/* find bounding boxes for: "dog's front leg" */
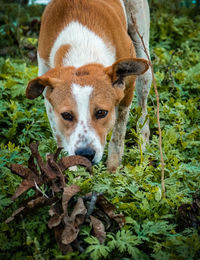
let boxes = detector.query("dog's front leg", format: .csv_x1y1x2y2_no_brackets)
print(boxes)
107,104,131,172
107,79,135,172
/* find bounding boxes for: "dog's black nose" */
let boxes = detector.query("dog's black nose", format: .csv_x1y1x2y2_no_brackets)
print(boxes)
75,147,96,162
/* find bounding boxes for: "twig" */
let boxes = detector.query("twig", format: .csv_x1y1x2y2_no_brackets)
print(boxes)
34,179,49,199
131,13,166,198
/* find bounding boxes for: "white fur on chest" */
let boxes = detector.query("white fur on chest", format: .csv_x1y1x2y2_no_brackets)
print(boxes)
49,21,116,68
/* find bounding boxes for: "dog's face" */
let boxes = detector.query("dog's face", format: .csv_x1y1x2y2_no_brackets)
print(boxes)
26,59,148,163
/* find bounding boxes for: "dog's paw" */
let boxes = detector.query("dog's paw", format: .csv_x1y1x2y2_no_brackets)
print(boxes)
107,155,120,173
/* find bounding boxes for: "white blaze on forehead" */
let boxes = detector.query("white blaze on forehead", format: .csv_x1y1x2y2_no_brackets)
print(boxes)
72,84,93,122
67,83,103,163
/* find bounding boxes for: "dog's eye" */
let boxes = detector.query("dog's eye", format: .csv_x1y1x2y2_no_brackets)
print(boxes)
61,112,73,121
95,109,108,119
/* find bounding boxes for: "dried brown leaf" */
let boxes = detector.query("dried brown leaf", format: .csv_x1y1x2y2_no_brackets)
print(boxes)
6,195,57,223
49,202,61,216
29,142,45,170
62,185,80,217
53,226,73,254
10,164,33,178
10,165,42,201
70,198,87,226
97,195,115,216
28,154,39,175
26,196,48,209
62,198,87,245
61,224,79,245
48,202,63,228
53,147,63,161
97,195,125,227
58,155,92,173
90,216,106,244
7,142,97,254
47,158,65,189
5,206,25,223
30,143,57,181
94,208,112,229
11,179,35,201
48,214,63,229
40,162,58,182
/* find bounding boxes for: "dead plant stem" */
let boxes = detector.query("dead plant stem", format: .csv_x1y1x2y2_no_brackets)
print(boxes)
131,13,166,198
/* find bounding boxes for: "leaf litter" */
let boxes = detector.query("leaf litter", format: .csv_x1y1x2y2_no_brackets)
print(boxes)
6,142,125,254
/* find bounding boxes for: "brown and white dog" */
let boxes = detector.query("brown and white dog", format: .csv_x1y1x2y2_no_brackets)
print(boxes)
26,0,152,171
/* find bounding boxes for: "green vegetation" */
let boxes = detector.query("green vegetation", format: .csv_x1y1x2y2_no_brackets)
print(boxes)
0,0,200,259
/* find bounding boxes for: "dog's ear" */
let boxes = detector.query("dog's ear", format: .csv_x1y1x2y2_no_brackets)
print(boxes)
26,77,50,99
105,58,149,87
26,70,63,99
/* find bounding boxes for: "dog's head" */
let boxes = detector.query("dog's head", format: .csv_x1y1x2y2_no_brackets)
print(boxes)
26,58,148,163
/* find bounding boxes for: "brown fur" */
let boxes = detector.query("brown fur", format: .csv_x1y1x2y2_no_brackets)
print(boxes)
54,44,70,67
26,0,150,170
38,0,134,63
28,64,126,143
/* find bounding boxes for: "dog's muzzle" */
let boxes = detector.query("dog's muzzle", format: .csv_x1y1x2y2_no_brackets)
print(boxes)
75,146,96,162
